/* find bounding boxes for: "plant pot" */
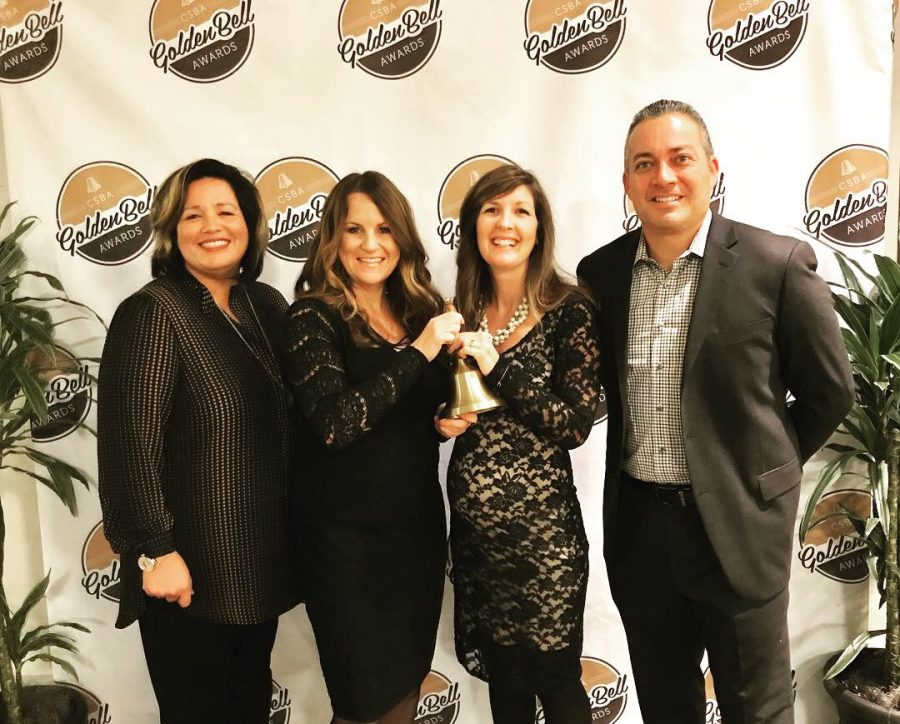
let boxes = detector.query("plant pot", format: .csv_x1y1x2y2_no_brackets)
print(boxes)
823,651,900,723
0,684,88,724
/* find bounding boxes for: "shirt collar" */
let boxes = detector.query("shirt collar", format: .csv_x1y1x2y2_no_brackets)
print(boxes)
634,210,713,267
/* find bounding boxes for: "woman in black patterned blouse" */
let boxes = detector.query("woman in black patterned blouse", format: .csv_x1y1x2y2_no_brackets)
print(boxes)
436,164,601,724
98,159,300,724
284,171,464,724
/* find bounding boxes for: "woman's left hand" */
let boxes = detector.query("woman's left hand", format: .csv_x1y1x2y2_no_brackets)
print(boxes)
450,331,499,376
435,411,478,439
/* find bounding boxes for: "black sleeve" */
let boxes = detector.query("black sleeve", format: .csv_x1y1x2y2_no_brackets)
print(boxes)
486,296,602,449
97,293,178,558
283,299,429,450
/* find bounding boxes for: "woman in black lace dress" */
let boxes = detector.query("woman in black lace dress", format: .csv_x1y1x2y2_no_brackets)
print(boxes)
283,171,464,724
436,164,601,724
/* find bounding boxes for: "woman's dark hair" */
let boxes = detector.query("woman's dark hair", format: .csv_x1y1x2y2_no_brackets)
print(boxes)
454,163,581,329
150,158,268,280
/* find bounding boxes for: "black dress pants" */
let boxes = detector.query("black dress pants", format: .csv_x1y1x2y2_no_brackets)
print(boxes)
138,596,278,724
609,474,794,724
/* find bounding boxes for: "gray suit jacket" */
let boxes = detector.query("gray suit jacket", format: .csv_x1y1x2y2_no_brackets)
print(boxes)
577,213,853,601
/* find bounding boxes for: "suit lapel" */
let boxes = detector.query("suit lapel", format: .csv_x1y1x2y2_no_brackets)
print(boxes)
682,214,739,382
610,231,640,414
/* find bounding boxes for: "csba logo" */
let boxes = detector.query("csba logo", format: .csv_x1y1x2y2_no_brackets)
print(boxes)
803,145,888,247
256,158,339,263
149,0,255,82
524,0,627,74
56,161,153,265
798,489,870,583
338,0,442,79
0,0,63,82
436,154,514,250
416,670,460,724
707,0,809,70
81,521,121,603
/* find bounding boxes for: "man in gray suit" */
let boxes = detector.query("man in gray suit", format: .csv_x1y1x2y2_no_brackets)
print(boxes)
577,100,853,724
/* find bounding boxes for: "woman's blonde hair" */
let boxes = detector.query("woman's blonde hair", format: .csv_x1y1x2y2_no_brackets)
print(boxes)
150,158,268,280
296,171,442,344
454,163,582,329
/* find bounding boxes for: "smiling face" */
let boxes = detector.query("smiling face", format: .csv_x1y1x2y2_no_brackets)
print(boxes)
338,192,401,295
475,184,538,276
176,177,249,288
623,112,719,244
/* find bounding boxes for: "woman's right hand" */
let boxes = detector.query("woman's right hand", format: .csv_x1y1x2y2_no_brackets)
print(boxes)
142,551,194,608
411,311,464,361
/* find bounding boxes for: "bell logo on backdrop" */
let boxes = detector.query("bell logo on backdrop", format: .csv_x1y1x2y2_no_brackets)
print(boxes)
256,158,340,263
81,521,121,603
705,668,722,723
29,346,91,442
56,683,113,724
537,657,629,722
56,161,153,265
706,0,809,69
797,489,870,583
0,0,62,82
803,145,888,246
436,154,514,250
416,670,460,724
337,0,442,79
149,0,255,82
623,170,726,232
523,0,627,74
269,680,292,724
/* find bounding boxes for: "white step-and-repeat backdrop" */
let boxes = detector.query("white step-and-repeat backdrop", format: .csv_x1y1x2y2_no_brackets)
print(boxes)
0,1,892,722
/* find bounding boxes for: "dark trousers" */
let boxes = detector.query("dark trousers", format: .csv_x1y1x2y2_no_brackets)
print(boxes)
137,596,278,724
609,474,793,724
483,642,590,724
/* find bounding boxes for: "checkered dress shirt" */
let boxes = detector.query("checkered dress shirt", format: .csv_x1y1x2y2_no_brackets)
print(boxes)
623,211,712,485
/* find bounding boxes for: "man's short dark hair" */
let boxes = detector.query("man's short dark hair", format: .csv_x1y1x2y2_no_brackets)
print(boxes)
624,99,715,168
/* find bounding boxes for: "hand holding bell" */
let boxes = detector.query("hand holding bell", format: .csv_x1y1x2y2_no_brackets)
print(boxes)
441,300,504,419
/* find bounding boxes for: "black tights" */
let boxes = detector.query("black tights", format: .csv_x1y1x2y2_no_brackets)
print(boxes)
484,643,591,724
331,688,418,724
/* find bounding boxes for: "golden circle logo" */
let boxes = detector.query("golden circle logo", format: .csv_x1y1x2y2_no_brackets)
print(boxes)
149,0,255,82
436,154,514,250
798,489,870,583
524,0,627,74
270,680,292,724
256,157,339,263
56,682,113,724
81,521,121,603
704,668,722,723
56,161,153,265
537,657,629,722
593,387,608,425
29,346,91,442
338,0,442,79
803,145,888,247
416,670,460,724
707,0,809,70
622,170,726,233
0,0,62,82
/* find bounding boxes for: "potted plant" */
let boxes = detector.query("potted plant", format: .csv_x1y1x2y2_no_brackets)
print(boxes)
0,202,98,724
799,250,900,721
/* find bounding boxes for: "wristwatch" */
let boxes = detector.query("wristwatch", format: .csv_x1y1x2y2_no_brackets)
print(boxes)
137,554,158,572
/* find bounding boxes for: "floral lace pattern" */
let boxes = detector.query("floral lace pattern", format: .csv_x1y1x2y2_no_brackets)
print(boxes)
447,295,602,681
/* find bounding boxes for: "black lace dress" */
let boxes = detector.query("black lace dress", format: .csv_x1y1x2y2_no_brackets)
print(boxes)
447,295,601,681
284,297,448,721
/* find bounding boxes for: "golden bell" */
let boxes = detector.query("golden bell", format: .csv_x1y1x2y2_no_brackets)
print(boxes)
441,355,505,418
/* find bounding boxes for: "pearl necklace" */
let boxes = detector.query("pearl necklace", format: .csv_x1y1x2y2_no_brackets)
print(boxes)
478,298,529,347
